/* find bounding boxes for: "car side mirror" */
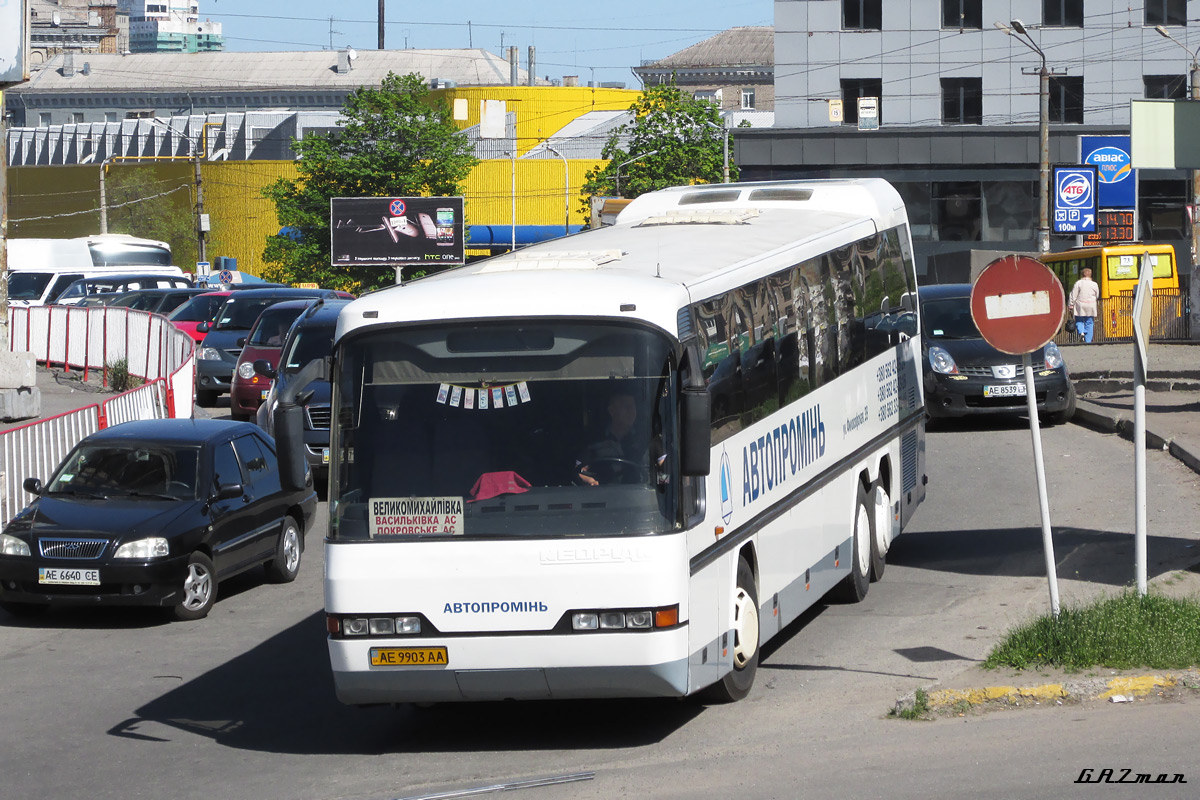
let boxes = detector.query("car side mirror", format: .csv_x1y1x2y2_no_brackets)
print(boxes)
236,337,247,348
196,321,211,333
23,477,43,496
214,483,243,501
253,359,277,380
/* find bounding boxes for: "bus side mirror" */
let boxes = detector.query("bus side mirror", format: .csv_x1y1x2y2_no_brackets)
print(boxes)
680,388,711,476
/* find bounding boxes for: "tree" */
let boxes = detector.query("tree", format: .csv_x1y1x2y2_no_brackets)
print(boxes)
581,82,738,211
262,72,478,292
106,165,199,268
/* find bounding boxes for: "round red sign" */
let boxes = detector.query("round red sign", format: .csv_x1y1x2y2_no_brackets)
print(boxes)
969,255,1066,355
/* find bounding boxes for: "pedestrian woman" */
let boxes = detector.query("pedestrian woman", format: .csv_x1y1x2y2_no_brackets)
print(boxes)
1069,267,1100,343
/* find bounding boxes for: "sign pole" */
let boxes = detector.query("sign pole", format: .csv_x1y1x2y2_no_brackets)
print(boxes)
1024,351,1061,617
971,255,1067,618
1132,251,1154,596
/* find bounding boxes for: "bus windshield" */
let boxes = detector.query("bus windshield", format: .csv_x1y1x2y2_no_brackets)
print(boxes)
330,321,679,540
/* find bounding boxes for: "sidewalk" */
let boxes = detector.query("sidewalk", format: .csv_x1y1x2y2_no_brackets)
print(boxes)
0,366,117,435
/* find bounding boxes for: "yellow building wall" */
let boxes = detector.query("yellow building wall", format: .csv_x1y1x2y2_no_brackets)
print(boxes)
202,161,301,275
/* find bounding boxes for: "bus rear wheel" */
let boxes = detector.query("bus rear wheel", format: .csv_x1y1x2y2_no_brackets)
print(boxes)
704,555,759,703
870,482,891,582
834,482,872,603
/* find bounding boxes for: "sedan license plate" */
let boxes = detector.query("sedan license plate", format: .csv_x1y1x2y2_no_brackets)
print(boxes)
983,383,1026,398
38,567,100,586
321,447,330,464
370,647,449,667
260,389,270,400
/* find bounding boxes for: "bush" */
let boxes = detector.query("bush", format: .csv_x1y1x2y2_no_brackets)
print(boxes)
108,358,141,393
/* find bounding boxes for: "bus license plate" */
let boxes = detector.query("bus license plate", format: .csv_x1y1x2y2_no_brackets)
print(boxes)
983,384,1026,398
38,567,100,586
370,647,448,667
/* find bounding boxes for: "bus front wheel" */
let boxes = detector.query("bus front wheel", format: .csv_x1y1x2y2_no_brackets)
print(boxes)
705,555,760,703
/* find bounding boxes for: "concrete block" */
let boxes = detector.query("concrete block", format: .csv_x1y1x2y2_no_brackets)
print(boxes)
0,386,41,422
0,351,36,389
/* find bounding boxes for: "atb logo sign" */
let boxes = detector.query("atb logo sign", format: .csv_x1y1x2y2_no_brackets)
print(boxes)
1052,166,1097,234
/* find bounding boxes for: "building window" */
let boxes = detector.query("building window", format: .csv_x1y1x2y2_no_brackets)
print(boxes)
933,181,982,241
843,0,882,30
741,88,756,110
1145,75,1187,99
841,78,882,124
1044,0,1083,27
1049,76,1084,123
1145,0,1187,27
941,77,982,124
72,113,84,124
942,0,982,29
105,111,117,122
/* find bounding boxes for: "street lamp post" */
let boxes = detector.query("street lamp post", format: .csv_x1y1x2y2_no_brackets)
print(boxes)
1155,25,1200,314
544,143,570,237
997,19,1051,254
704,119,731,184
612,149,659,198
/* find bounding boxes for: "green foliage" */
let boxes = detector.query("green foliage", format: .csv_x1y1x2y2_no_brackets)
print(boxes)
580,82,738,212
261,72,478,293
984,591,1200,671
106,165,198,267
107,358,140,393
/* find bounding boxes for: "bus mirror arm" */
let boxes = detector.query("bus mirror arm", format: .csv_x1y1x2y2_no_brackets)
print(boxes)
274,357,330,493
680,387,711,476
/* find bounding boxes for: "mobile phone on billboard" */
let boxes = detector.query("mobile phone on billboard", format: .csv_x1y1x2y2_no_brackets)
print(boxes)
436,207,455,243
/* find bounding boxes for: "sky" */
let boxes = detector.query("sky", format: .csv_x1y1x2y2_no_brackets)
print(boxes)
204,0,773,87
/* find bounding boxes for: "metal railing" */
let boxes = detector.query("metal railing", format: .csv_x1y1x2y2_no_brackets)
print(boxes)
1055,288,1190,345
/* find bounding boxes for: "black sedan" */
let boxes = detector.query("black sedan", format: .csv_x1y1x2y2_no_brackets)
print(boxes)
0,419,317,621
920,283,1076,424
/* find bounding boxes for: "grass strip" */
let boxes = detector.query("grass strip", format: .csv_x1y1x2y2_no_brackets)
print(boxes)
984,591,1200,671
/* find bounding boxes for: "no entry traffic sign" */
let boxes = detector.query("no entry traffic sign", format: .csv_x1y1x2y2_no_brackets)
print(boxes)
970,255,1066,355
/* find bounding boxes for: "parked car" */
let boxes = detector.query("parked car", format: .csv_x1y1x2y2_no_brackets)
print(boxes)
168,291,232,344
0,419,318,621
256,299,350,482
920,283,1076,424
228,300,315,421
53,273,193,306
194,287,339,406
88,287,211,315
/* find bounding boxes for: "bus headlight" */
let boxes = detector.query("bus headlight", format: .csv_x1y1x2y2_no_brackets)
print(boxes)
929,346,958,375
1044,342,1065,370
330,614,422,637
571,605,679,631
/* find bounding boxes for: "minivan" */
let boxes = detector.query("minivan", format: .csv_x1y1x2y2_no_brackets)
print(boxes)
6,265,187,307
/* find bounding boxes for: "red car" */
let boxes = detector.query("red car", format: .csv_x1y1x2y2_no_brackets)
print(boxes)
228,300,315,421
168,291,232,344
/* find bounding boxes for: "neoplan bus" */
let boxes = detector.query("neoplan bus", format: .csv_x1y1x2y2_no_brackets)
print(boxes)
273,179,928,704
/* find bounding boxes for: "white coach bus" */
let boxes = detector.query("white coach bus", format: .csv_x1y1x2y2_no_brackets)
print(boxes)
274,179,927,704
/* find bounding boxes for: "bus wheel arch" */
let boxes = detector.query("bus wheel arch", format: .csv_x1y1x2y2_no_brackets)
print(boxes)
704,549,760,703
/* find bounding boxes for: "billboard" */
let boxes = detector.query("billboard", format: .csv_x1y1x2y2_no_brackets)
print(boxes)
330,196,465,267
1,0,29,86
1080,135,1135,210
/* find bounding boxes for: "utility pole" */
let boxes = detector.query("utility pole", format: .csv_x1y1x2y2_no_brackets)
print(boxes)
99,157,110,234
377,0,385,49
1,96,9,353
997,19,1051,254
194,150,206,263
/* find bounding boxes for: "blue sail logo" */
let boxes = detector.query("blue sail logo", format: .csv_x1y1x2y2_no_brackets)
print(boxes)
720,449,734,524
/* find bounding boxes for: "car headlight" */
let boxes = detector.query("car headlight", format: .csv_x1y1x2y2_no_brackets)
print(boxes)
928,345,958,375
0,534,31,557
237,362,256,380
199,346,223,361
113,538,169,559
1044,341,1065,370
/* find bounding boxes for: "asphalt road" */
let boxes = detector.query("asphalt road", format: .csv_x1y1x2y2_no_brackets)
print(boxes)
2,418,1199,800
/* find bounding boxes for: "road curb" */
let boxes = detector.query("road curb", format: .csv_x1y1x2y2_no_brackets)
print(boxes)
894,670,1200,717
1070,404,1173,452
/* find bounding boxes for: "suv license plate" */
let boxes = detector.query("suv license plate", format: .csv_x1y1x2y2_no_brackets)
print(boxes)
983,384,1026,398
39,568,100,586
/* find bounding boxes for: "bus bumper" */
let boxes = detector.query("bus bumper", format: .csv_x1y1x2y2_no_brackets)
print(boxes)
328,629,691,704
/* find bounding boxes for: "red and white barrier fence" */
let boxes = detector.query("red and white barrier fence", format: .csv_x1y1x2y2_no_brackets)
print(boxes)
2,305,196,527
